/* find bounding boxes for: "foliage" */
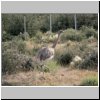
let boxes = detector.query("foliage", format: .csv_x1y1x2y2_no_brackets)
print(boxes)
34,31,43,43
2,41,31,74
80,26,98,39
2,14,98,41
80,76,98,86
55,49,73,66
2,50,18,74
45,60,59,72
61,29,85,42
19,32,30,40
2,31,12,41
2,47,40,74
79,50,98,69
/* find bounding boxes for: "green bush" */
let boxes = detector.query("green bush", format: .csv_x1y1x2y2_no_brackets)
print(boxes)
45,60,59,72
55,49,73,66
16,41,26,54
80,76,98,86
2,31,12,42
79,50,98,69
2,41,36,74
3,40,27,54
80,26,98,39
2,50,18,74
2,50,22,74
61,29,84,42
32,47,40,56
19,32,30,40
2,49,36,75
35,31,43,42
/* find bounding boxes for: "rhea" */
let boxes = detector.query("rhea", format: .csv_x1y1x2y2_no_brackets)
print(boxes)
37,30,63,61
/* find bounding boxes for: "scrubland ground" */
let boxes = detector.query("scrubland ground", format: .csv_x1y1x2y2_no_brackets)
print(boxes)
2,28,98,86
2,67,98,86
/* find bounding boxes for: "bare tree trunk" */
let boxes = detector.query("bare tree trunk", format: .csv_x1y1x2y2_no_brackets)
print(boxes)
50,14,52,33
74,14,77,30
24,16,26,33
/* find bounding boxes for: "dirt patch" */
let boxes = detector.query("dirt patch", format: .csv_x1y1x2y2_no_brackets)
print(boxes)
2,68,98,86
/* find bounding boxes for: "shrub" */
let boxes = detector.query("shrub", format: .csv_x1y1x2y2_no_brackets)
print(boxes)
2,50,18,74
2,49,36,75
2,31,12,41
61,28,84,42
2,41,38,74
17,41,26,54
35,31,43,43
32,46,40,56
55,49,73,66
79,50,98,69
79,43,87,51
2,40,27,54
18,32,30,40
80,26,98,39
45,60,59,72
80,76,98,86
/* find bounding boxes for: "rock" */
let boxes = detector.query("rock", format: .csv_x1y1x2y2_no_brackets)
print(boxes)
70,61,75,66
73,56,82,62
70,56,82,67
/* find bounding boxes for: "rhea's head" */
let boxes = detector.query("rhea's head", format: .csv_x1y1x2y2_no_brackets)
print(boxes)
57,30,64,35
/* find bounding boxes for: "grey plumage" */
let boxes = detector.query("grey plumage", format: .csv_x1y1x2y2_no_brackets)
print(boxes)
37,30,63,61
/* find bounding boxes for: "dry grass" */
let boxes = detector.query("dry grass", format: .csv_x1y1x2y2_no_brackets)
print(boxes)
2,33,98,86
2,67,98,86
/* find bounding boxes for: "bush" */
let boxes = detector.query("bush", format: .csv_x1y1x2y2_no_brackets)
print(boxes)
80,26,98,39
19,32,30,40
16,40,26,54
55,49,73,66
61,28,84,42
79,50,98,69
32,46,40,56
2,50,18,74
2,41,38,74
2,40,27,54
80,76,98,86
45,60,59,72
2,49,36,75
35,31,43,43
2,31,12,41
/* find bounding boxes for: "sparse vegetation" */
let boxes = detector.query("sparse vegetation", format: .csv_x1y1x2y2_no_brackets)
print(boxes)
79,50,98,69
80,26,98,39
80,76,98,86
61,29,85,42
2,50,34,75
45,60,59,72
55,49,73,66
2,14,98,86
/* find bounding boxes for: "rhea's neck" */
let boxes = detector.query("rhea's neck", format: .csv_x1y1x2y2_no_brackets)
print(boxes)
52,34,60,48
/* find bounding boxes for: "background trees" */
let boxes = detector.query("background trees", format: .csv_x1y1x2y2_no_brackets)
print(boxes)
2,14,98,41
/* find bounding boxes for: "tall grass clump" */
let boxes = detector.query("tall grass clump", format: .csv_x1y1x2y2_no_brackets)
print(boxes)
34,31,43,43
55,49,73,66
9,40,27,54
80,26,98,39
19,32,30,40
80,76,98,86
45,60,59,72
2,50,18,74
2,41,36,75
79,50,98,69
61,28,85,42
2,49,37,75
2,31,13,42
